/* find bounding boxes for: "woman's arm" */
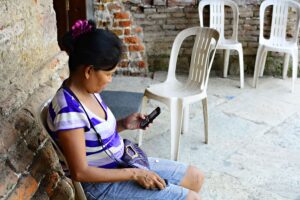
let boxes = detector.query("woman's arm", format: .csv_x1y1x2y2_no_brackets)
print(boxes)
116,118,127,132
58,128,165,189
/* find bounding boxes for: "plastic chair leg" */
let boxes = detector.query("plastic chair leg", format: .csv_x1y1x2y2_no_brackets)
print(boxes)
170,100,183,161
182,105,189,135
238,47,244,88
259,50,268,77
253,46,264,88
73,181,87,200
223,49,230,78
283,53,290,79
291,52,298,93
202,98,208,144
138,95,148,146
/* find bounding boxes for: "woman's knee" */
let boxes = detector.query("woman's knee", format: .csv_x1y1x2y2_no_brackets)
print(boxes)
186,190,201,200
181,165,204,192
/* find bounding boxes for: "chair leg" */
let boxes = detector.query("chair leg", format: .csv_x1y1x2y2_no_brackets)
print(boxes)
138,95,148,146
237,47,244,89
253,46,264,88
223,49,230,78
291,52,298,93
74,181,87,200
259,50,268,77
202,98,208,144
283,53,290,79
170,100,183,161
182,105,189,135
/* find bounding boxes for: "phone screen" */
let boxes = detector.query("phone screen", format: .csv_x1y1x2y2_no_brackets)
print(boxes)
148,107,160,119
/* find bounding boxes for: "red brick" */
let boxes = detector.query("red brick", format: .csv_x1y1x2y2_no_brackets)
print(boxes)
45,172,60,197
118,61,129,68
135,26,143,33
128,44,145,51
119,21,132,27
137,61,146,68
114,12,130,19
7,176,38,200
124,36,140,44
124,29,131,35
113,21,119,27
111,29,123,36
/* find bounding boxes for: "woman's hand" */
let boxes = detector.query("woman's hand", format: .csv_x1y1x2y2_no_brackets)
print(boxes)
122,112,150,130
133,169,166,190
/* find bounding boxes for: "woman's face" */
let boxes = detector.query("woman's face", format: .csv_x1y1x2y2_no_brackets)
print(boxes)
86,66,117,93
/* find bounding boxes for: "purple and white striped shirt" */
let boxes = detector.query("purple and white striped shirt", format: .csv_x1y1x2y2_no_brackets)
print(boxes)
47,87,124,169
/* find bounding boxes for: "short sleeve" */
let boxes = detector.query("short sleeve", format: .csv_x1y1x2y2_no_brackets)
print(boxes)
49,89,89,132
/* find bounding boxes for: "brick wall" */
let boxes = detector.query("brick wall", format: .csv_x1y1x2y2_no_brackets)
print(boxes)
123,0,300,76
128,5,200,73
94,0,148,76
0,0,73,199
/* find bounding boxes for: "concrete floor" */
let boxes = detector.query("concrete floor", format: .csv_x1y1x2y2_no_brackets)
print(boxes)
106,72,300,200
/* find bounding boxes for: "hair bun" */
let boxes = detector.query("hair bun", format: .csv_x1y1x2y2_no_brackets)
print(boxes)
71,19,94,39
87,20,96,30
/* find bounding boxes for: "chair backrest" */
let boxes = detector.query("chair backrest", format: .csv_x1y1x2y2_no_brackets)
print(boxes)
199,0,239,41
259,0,300,44
166,27,219,91
38,99,87,200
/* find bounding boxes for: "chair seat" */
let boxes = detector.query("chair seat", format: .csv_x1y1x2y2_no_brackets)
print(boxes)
217,39,242,49
146,81,206,100
260,41,298,53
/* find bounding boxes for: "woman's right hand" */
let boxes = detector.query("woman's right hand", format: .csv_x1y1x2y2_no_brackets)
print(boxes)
133,169,166,190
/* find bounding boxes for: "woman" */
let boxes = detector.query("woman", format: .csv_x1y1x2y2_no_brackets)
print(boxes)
47,19,204,200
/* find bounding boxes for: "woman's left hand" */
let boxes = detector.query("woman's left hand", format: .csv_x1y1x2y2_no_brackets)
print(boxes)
122,112,148,130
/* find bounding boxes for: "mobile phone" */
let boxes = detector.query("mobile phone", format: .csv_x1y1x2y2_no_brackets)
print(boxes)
164,179,169,186
140,107,161,129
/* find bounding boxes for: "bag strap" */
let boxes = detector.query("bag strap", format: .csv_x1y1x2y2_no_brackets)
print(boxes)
62,85,127,167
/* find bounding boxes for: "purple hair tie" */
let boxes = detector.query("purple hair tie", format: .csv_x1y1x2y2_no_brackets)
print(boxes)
71,20,92,39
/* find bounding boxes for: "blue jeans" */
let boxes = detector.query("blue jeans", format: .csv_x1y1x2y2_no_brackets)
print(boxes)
81,157,189,200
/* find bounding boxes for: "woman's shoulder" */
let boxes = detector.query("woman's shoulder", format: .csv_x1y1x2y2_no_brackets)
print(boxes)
51,87,82,114
48,87,89,132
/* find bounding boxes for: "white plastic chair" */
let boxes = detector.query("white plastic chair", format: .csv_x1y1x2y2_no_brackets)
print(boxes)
39,99,87,200
199,0,244,88
253,0,300,92
138,27,220,161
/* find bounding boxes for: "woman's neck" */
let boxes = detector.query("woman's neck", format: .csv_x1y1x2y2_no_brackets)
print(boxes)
65,75,91,99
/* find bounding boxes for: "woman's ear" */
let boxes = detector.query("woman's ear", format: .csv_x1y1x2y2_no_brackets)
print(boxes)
84,65,93,79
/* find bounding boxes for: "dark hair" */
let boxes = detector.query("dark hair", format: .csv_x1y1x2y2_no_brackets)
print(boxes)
62,20,122,72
